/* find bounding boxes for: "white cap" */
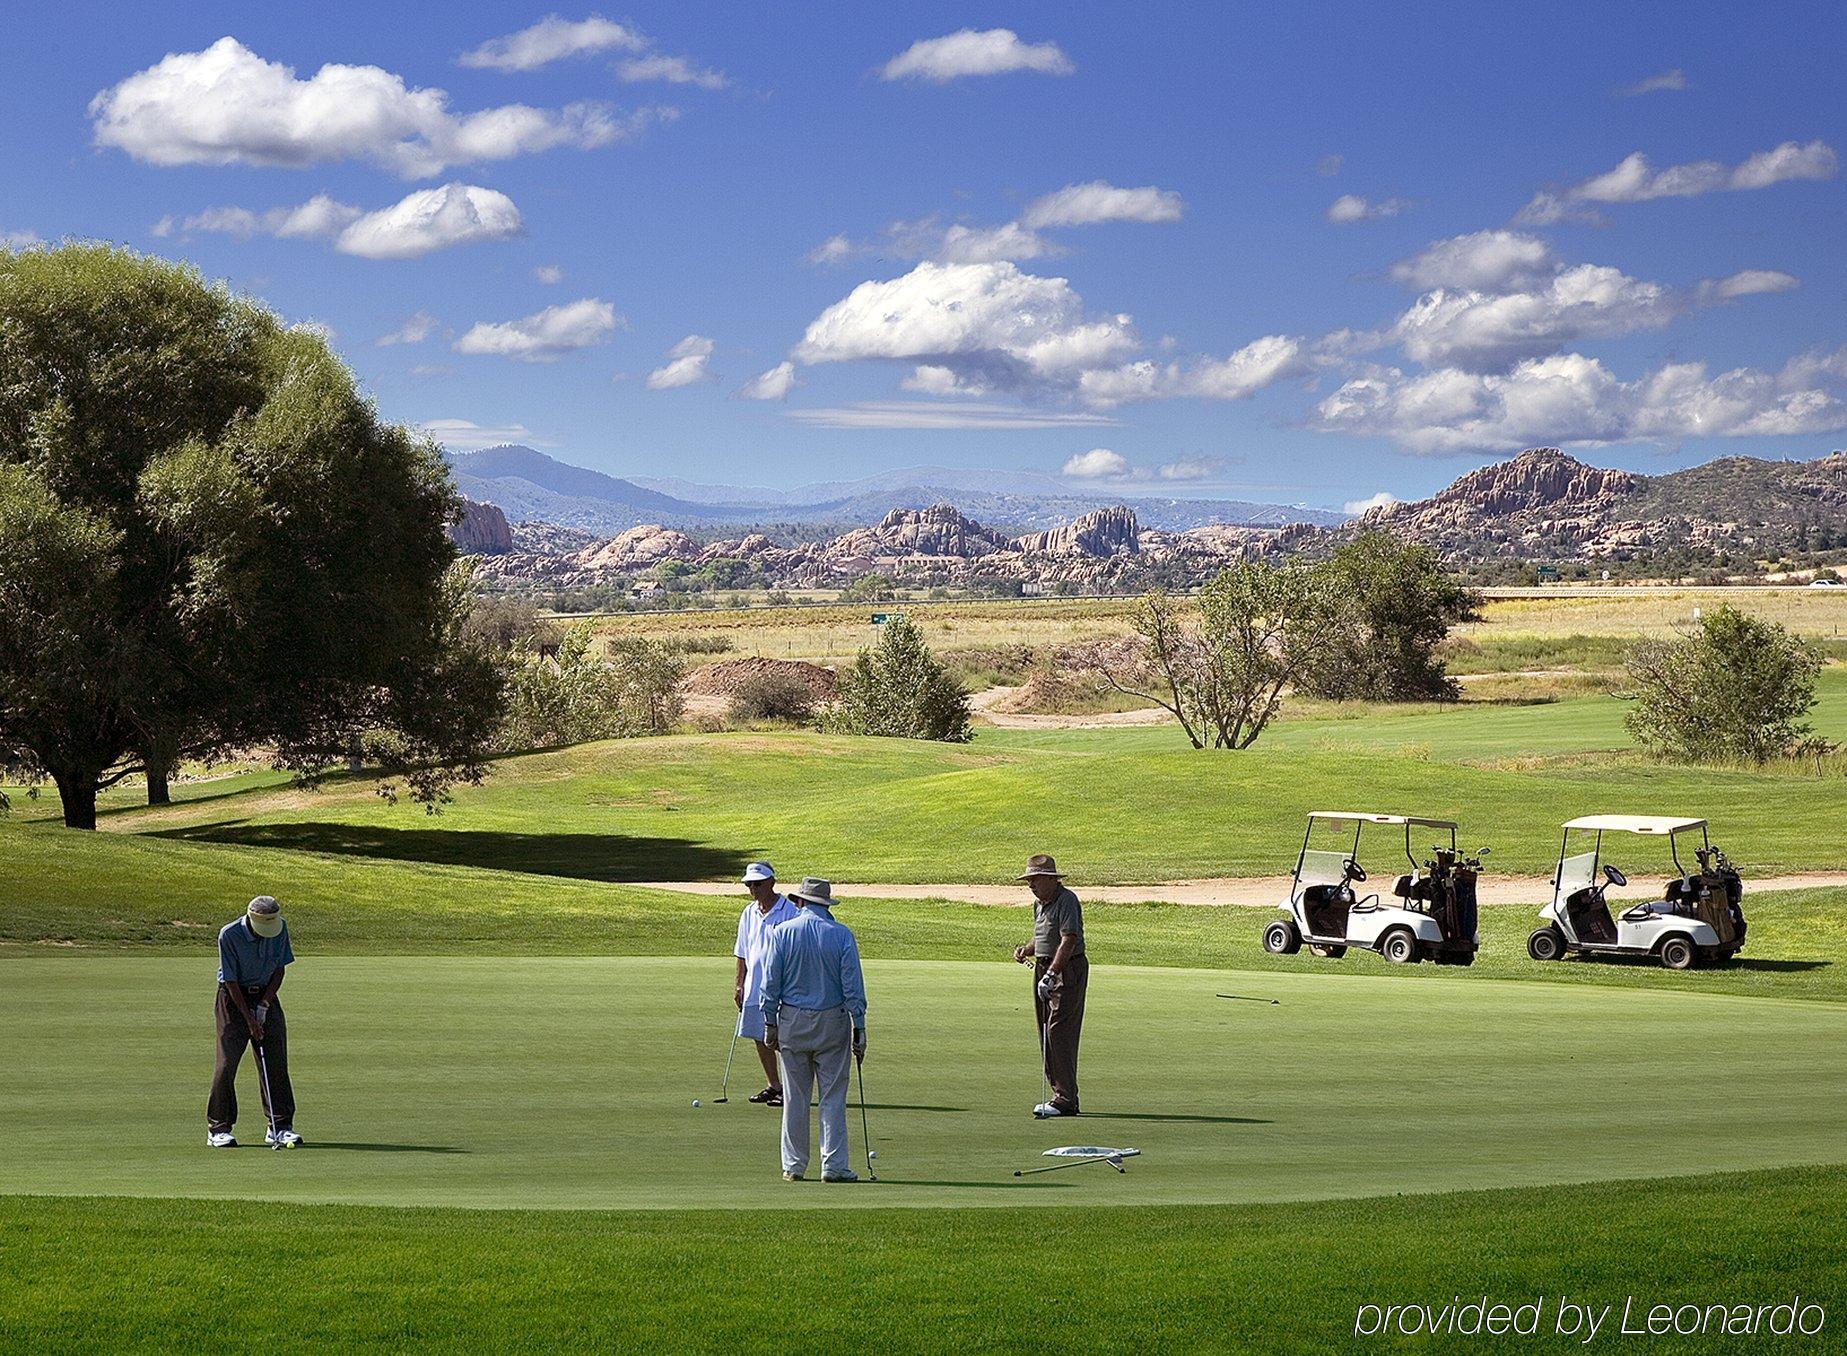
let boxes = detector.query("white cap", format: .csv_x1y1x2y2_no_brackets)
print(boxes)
741,861,776,883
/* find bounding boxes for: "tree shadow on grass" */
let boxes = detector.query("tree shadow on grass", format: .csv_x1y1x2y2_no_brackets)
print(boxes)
1078,1112,1271,1125
298,1142,468,1154
151,821,751,884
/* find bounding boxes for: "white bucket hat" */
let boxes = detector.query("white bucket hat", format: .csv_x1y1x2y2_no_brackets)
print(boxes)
741,861,776,884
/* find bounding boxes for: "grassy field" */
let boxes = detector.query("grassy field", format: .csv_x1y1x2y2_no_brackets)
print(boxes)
5,595,1844,1350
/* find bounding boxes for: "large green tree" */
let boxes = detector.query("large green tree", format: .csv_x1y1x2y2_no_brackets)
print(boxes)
0,244,500,827
1299,531,1479,702
1624,606,1821,763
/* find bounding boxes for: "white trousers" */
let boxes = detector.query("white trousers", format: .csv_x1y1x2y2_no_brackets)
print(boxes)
776,1004,852,1178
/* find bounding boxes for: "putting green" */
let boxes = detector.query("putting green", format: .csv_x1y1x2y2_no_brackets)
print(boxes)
5,955,1843,1210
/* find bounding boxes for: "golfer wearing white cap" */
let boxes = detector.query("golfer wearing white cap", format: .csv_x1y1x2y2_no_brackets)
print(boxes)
760,878,867,1182
733,861,797,1105
207,896,301,1147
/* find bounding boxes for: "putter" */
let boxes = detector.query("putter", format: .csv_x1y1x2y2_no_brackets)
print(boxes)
716,1011,742,1104
1013,1147,1141,1178
1034,974,1052,1115
252,1031,282,1150
1216,993,1279,1005
854,1049,876,1181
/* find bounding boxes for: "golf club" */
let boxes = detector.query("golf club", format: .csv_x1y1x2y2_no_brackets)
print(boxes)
1216,993,1279,1005
1012,1148,1141,1177
715,1011,742,1103
854,1047,876,1181
252,1025,282,1150
1034,980,1051,1115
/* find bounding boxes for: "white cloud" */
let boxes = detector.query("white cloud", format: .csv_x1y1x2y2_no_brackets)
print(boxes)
935,221,1057,264
1517,140,1838,223
1344,491,1399,514
91,37,658,178
1021,181,1183,229
736,361,799,400
1078,336,1313,407
795,261,1137,398
336,184,522,259
1705,269,1799,299
409,363,453,378
1158,459,1217,481
155,195,361,242
881,28,1074,82
1063,448,1129,478
420,417,544,449
784,402,1116,431
1313,347,1847,454
454,298,618,361
646,334,718,389
2,230,45,250
460,16,645,71
1326,194,1410,224
619,54,727,89
1390,230,1557,293
534,264,565,284
1617,69,1689,97
377,310,440,346
807,234,856,266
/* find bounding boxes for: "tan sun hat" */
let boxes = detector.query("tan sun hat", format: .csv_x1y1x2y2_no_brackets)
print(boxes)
789,877,837,905
246,895,284,938
1017,854,1063,880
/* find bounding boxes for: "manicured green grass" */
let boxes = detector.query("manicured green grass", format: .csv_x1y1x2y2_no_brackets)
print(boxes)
4,956,1844,1210
5,1166,1842,1353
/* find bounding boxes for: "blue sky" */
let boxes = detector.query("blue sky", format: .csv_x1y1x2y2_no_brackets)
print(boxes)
4,2,1844,510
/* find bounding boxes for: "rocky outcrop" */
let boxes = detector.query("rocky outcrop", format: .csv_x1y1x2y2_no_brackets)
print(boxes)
1015,505,1140,556
450,498,514,554
831,504,1013,560
576,525,702,571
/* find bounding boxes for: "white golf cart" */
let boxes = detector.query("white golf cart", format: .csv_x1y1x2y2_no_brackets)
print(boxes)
1528,816,1746,970
1262,812,1484,965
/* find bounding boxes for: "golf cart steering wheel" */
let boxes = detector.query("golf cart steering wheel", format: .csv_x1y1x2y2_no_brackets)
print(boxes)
1344,861,1368,883
1604,865,1627,887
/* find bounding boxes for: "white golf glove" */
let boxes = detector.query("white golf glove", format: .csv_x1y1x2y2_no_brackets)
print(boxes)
1036,970,1057,1001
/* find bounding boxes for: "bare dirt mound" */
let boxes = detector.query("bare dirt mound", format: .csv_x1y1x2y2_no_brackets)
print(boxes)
682,657,838,701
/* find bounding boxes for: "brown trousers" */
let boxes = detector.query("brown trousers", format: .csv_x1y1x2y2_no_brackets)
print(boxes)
1033,953,1088,1113
208,985,294,1133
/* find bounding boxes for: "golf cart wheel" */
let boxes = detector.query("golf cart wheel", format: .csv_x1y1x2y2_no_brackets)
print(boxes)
1262,920,1301,955
1308,944,1347,959
1527,926,1565,962
1381,929,1419,964
1659,936,1696,971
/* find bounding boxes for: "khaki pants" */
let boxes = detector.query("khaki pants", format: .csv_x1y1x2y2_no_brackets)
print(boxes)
1034,954,1088,1113
776,1004,853,1178
208,985,294,1134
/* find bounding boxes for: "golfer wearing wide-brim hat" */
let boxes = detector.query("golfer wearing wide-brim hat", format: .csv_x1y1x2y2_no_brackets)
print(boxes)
760,878,867,1182
207,896,301,1148
1010,855,1087,1118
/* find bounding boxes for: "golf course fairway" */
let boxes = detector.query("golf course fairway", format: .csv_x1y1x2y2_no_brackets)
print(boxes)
5,956,1843,1210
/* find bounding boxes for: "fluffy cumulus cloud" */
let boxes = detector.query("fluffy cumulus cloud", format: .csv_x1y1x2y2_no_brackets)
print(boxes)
454,298,618,361
1078,335,1314,407
646,334,718,389
460,16,645,71
736,361,799,401
1617,69,1689,97
881,28,1074,82
619,54,727,89
1314,347,1847,454
1062,448,1129,478
377,310,440,346
155,194,362,242
1380,232,1798,370
795,261,1136,397
336,184,522,259
1326,194,1409,224
1021,182,1184,229
1518,140,1838,223
91,38,659,178
1344,491,1399,514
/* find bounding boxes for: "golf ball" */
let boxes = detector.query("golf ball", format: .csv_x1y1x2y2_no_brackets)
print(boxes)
868,1151,877,1160
692,1099,701,1107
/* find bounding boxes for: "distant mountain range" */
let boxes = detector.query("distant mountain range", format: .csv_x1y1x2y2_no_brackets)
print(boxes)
446,445,1350,534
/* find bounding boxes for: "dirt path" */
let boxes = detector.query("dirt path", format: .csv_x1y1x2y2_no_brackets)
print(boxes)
629,872,1847,907
968,685,1175,729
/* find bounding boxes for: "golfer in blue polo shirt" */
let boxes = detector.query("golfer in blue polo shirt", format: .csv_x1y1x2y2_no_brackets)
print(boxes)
207,895,302,1148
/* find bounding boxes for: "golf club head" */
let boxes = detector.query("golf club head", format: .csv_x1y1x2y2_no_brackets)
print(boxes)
713,1097,728,1104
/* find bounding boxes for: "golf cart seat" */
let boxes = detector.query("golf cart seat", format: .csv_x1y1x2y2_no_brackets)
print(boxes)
1664,876,1703,904
1301,884,1351,938
1565,888,1617,944
1393,873,1432,901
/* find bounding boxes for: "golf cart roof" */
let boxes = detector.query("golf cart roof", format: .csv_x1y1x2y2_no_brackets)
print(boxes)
1563,815,1706,835
1307,811,1458,830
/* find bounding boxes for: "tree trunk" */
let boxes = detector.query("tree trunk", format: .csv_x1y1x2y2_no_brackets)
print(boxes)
145,763,171,805
53,769,99,830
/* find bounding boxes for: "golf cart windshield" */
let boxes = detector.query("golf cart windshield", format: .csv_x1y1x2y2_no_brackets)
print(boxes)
1297,849,1353,888
1557,850,1600,893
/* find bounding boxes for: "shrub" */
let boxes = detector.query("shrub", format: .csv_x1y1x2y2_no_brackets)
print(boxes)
823,618,971,742
499,627,685,748
1623,606,1821,763
727,671,817,724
